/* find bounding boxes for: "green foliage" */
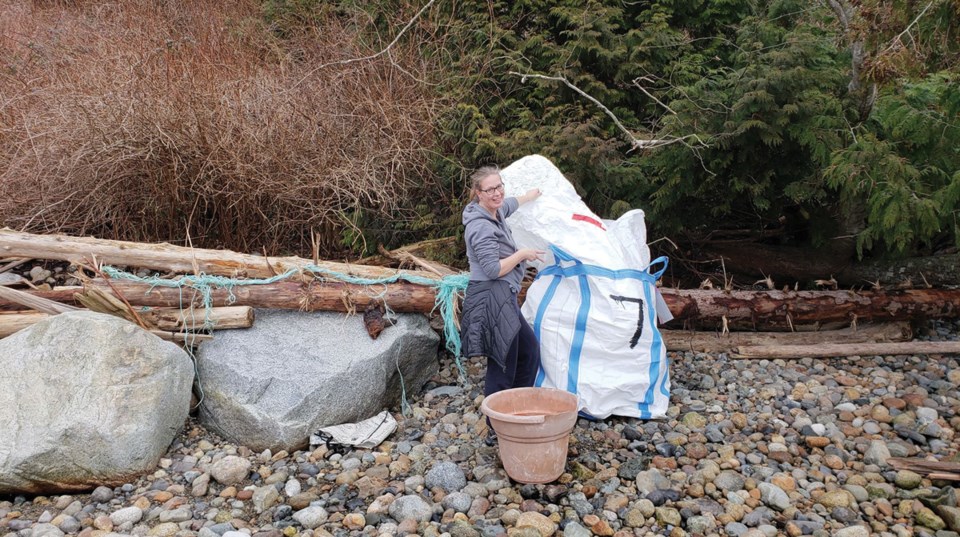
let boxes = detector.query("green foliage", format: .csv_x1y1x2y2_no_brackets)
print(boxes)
259,0,960,258
826,72,960,253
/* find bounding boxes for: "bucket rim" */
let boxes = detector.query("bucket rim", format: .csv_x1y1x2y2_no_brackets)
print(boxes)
480,387,579,424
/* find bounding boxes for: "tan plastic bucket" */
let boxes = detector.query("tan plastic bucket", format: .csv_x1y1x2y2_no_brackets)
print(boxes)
480,387,579,484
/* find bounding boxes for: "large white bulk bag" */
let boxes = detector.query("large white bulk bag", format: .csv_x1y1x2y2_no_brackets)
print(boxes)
500,155,671,419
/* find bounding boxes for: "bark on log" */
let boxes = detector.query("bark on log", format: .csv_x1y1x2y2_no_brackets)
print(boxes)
663,322,911,354
0,307,253,337
0,229,441,282
82,279,437,313
731,341,960,359
3,282,959,330
660,288,960,331
142,306,254,331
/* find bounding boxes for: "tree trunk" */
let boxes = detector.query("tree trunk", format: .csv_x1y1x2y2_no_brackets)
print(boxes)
0,229,441,282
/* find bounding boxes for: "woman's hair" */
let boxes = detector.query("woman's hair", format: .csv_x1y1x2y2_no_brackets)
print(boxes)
469,165,501,192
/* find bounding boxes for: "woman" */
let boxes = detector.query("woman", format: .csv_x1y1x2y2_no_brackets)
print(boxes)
459,165,544,445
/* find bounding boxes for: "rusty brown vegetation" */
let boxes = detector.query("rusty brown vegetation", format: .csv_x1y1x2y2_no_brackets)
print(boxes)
0,0,440,255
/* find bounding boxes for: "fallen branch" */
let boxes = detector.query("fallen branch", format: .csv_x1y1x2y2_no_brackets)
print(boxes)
0,257,29,274
377,244,456,277
731,341,960,360
142,306,254,331
0,311,49,337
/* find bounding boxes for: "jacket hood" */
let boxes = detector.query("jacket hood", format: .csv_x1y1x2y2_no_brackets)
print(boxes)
462,200,498,227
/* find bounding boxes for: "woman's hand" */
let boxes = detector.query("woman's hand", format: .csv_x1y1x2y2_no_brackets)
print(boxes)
517,248,545,262
498,248,546,276
517,188,542,205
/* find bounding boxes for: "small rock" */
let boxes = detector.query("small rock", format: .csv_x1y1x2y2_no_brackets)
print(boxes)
515,511,557,537
388,494,434,522
292,507,328,529
425,461,466,492
109,506,144,526
210,456,252,485
91,486,115,503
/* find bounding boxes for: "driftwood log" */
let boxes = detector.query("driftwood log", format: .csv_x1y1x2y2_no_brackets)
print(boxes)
887,458,960,481
2,229,959,329
0,229,441,282
0,306,253,338
0,285,211,342
662,322,912,354
661,288,960,330
3,281,960,331
731,341,960,360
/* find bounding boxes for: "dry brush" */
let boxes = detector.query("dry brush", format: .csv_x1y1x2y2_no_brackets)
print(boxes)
0,0,441,255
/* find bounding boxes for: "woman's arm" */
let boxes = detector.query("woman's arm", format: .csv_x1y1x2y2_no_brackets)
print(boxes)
496,248,544,277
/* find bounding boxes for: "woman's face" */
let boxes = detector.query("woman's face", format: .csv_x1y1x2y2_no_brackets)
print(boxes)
476,173,505,214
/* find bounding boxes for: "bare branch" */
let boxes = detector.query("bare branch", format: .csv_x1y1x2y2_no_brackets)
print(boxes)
632,76,677,115
883,1,935,54
292,0,437,87
508,71,709,151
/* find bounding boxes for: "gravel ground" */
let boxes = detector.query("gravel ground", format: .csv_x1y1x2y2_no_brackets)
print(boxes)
2,319,959,537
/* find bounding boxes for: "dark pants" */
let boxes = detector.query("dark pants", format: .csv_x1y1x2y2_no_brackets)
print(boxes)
484,303,541,397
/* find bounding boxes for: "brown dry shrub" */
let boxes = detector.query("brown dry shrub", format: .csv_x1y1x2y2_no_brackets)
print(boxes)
0,0,440,255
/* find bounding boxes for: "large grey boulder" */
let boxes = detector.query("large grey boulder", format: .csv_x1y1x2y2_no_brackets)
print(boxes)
0,311,194,495
196,310,439,452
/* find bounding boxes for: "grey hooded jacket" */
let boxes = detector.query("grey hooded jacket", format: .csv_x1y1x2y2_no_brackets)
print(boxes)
462,197,524,292
460,197,524,370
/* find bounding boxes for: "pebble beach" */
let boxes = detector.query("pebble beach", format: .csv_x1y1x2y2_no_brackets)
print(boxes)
3,320,959,537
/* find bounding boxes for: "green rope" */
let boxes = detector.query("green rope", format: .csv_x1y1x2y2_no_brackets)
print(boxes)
101,265,470,375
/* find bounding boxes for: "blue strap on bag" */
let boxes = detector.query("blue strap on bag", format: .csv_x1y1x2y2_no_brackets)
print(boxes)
531,245,669,418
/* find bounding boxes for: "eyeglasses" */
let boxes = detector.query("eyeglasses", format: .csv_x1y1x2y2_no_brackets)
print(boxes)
479,183,504,195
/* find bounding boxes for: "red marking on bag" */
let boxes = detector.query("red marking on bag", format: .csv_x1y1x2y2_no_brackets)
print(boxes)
572,213,606,230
